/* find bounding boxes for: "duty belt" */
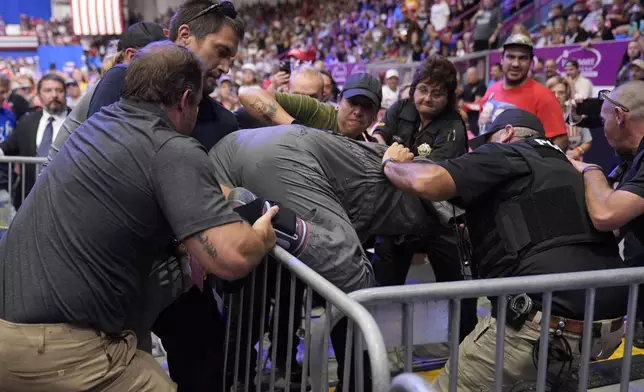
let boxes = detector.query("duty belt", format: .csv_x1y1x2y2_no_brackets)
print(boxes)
526,311,624,336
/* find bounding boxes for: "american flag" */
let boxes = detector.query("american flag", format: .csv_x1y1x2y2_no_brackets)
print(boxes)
71,0,124,36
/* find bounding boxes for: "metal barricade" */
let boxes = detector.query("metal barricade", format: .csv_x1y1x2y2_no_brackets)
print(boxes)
389,373,434,392
311,267,644,392
220,246,390,392
0,156,47,233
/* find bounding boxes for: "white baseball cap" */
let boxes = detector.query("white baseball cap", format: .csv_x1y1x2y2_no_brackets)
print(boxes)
385,69,400,80
241,63,257,73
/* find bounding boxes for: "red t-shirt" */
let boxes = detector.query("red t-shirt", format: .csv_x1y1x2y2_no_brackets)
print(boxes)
479,79,567,140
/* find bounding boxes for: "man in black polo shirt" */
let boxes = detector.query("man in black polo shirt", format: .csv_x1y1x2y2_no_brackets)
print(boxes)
572,81,644,347
0,41,277,392
382,109,627,390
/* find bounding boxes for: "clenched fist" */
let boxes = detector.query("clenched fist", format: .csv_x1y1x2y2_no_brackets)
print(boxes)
383,142,414,165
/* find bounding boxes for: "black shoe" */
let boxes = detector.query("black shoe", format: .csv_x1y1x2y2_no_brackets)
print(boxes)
634,320,644,349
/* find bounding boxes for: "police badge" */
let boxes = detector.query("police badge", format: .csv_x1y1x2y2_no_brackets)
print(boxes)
417,143,432,157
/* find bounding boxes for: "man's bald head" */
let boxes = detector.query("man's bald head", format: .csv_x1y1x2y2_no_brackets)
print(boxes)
613,80,644,122
290,66,324,100
602,80,644,155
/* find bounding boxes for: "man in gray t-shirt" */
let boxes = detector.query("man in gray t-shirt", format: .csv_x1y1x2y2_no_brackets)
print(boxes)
211,125,448,292
0,41,276,392
212,125,452,390
472,0,502,52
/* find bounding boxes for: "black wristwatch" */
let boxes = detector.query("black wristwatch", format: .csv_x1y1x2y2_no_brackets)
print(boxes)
382,157,396,171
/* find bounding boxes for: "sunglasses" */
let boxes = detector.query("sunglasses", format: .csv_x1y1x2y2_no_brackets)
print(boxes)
598,89,630,112
184,1,238,25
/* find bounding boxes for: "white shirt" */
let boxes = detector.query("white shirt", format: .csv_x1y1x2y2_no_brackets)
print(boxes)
36,110,67,150
381,85,400,109
571,75,594,99
430,2,450,32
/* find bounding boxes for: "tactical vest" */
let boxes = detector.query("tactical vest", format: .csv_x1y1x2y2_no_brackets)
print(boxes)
467,138,614,278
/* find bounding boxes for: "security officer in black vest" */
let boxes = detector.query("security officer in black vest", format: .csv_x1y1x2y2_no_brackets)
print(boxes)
371,54,475,342
382,108,627,390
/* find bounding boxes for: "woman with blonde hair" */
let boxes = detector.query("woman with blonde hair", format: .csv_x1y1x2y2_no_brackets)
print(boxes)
546,75,593,160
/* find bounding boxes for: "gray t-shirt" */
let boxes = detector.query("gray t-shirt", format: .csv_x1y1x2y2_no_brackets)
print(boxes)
210,126,435,292
0,98,241,333
473,8,502,41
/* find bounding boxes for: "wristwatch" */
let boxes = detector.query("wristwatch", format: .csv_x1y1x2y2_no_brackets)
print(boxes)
382,157,396,171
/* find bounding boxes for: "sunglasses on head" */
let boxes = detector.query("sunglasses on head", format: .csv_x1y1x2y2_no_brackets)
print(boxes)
184,1,238,25
598,89,630,112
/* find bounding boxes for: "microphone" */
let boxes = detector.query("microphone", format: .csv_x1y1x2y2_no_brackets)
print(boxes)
227,187,310,257
228,187,259,208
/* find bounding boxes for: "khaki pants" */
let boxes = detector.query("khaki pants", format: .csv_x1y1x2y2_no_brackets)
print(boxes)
0,318,176,392
432,314,624,392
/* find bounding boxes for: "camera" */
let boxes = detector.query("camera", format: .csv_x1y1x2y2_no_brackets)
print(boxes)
574,98,602,129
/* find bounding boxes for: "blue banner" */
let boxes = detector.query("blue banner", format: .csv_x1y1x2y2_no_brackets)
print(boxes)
0,0,52,24
37,45,85,72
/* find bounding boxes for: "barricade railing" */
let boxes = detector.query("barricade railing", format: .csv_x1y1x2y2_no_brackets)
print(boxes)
311,267,644,391
219,245,390,392
0,156,47,231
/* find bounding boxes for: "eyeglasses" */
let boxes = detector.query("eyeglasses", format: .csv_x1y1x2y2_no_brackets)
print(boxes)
184,1,238,25
598,89,630,112
415,85,447,100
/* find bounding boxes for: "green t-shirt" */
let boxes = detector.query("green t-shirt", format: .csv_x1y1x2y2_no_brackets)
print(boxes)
276,93,339,132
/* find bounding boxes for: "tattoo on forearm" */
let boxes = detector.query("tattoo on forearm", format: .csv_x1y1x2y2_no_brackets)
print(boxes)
196,232,218,258
250,98,278,123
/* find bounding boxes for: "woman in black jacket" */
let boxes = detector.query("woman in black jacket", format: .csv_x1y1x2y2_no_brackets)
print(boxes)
371,55,476,342
372,54,468,161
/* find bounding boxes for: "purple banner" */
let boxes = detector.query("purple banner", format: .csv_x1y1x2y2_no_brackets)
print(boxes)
489,40,631,86
327,62,367,87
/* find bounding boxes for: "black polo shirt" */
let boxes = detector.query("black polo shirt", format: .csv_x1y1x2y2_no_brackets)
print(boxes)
436,140,627,319
616,138,644,246
193,97,239,151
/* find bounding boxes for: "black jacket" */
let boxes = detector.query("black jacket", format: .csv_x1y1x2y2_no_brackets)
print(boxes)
373,98,468,161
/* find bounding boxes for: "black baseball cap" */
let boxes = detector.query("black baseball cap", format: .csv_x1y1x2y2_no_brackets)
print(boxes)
470,108,545,150
341,73,382,109
117,21,168,51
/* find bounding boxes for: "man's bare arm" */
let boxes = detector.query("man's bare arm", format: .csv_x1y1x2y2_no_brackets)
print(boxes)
183,207,278,281
383,162,458,201
581,170,644,232
239,89,295,125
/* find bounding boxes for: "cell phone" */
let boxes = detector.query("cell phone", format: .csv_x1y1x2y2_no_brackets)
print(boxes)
574,98,602,129
575,98,599,117
279,60,291,75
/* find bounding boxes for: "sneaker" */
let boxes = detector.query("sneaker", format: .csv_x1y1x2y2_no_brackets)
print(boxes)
634,320,644,349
